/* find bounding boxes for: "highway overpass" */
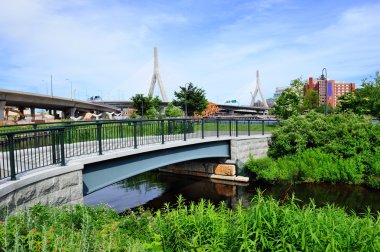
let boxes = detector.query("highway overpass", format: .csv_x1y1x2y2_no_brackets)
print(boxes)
0,89,120,120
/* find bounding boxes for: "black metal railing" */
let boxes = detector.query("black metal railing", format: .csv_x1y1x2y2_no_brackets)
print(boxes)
0,118,278,181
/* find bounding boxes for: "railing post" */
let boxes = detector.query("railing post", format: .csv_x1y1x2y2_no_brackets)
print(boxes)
33,124,38,148
67,122,72,144
8,134,16,180
119,122,123,139
201,119,205,139
248,120,251,136
235,119,238,137
161,120,165,144
262,120,265,135
59,129,65,166
139,121,143,137
216,118,220,138
51,129,57,164
97,122,102,155
133,121,138,149
229,120,232,136
183,119,187,141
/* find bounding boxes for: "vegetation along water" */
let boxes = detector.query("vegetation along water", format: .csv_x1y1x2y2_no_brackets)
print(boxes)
246,112,380,189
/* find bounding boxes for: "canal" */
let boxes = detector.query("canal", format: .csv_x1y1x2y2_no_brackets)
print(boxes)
84,170,380,214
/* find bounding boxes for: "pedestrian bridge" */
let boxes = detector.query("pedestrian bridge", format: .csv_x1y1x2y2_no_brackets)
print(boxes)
0,118,274,214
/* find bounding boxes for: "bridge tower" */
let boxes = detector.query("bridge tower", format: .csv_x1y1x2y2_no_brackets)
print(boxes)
148,47,169,102
250,70,268,108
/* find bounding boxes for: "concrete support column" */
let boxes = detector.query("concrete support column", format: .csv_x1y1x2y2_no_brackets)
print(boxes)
69,107,77,118
0,101,6,121
30,107,36,121
101,112,107,119
18,106,25,120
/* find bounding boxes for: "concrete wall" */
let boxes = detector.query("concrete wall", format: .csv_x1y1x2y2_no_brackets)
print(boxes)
0,163,83,217
229,136,271,170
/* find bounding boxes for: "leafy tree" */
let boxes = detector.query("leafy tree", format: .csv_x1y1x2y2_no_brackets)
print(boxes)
131,94,162,117
271,88,301,119
165,103,184,118
173,83,208,116
337,71,380,117
302,89,319,111
195,102,221,118
145,107,159,119
289,77,306,98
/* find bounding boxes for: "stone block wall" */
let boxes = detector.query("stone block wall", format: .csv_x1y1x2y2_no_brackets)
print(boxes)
0,169,83,217
230,137,271,170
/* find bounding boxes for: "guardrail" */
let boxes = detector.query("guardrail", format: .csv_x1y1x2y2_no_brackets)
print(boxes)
0,118,278,181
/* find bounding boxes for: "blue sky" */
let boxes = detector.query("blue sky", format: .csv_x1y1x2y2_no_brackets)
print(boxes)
0,0,379,104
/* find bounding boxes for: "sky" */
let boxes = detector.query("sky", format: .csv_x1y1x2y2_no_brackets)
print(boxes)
0,0,379,105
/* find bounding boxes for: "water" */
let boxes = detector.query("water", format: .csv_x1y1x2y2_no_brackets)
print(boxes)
84,171,380,214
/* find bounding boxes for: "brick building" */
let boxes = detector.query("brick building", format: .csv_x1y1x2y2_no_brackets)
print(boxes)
304,77,355,108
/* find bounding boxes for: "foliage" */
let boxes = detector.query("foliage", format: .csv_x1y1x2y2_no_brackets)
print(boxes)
302,89,319,111
131,94,162,117
1,195,380,251
338,71,380,117
268,112,378,159
271,88,301,119
289,76,306,97
247,148,366,185
173,82,208,116
247,112,380,188
144,107,159,119
164,103,184,118
194,102,221,118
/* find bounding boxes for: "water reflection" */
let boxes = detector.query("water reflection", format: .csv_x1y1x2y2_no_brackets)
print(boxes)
84,171,380,214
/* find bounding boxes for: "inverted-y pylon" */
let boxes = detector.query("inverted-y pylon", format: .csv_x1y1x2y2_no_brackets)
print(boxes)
250,70,268,108
148,47,169,102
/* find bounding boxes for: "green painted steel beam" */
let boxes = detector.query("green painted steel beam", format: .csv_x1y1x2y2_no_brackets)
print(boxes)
83,141,230,195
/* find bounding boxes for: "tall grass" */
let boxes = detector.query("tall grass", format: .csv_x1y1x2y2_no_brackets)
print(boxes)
1,193,380,251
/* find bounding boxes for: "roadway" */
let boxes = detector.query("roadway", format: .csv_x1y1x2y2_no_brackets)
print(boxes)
0,89,120,120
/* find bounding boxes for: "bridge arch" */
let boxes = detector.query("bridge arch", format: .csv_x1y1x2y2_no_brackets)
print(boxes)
83,141,230,195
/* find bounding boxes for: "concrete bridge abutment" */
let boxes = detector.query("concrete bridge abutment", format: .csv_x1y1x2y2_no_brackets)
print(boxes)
0,163,84,218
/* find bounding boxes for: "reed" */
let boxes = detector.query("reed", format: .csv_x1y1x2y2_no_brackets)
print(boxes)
1,193,380,251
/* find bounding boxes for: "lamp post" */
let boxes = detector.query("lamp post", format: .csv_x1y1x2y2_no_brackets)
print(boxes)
141,98,144,118
320,68,328,115
66,78,73,100
184,83,188,118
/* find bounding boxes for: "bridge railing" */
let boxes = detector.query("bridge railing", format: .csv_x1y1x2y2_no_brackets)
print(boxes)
0,118,279,181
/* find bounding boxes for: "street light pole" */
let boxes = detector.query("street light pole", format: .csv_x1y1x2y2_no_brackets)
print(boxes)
320,68,328,115
141,99,144,118
184,83,188,118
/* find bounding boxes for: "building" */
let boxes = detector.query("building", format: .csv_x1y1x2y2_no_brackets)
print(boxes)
273,87,287,100
304,77,355,108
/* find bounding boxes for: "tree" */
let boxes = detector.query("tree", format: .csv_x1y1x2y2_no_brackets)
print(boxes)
145,107,159,119
173,83,208,116
165,103,184,118
271,88,301,119
337,71,380,117
289,77,306,98
302,89,319,111
131,94,162,117
195,102,221,118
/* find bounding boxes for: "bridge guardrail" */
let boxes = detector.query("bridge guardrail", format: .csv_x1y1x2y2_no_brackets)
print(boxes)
0,118,279,181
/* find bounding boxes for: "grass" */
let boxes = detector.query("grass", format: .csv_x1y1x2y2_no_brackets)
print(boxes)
1,192,380,251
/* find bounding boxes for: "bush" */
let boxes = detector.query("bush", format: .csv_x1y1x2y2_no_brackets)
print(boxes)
268,112,375,159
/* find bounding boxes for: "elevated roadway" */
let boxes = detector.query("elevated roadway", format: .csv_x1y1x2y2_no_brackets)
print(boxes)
0,89,120,120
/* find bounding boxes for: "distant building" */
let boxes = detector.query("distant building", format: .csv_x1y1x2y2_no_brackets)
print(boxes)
304,77,355,108
273,87,287,100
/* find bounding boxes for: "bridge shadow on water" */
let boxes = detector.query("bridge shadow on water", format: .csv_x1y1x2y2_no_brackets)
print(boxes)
84,170,380,215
